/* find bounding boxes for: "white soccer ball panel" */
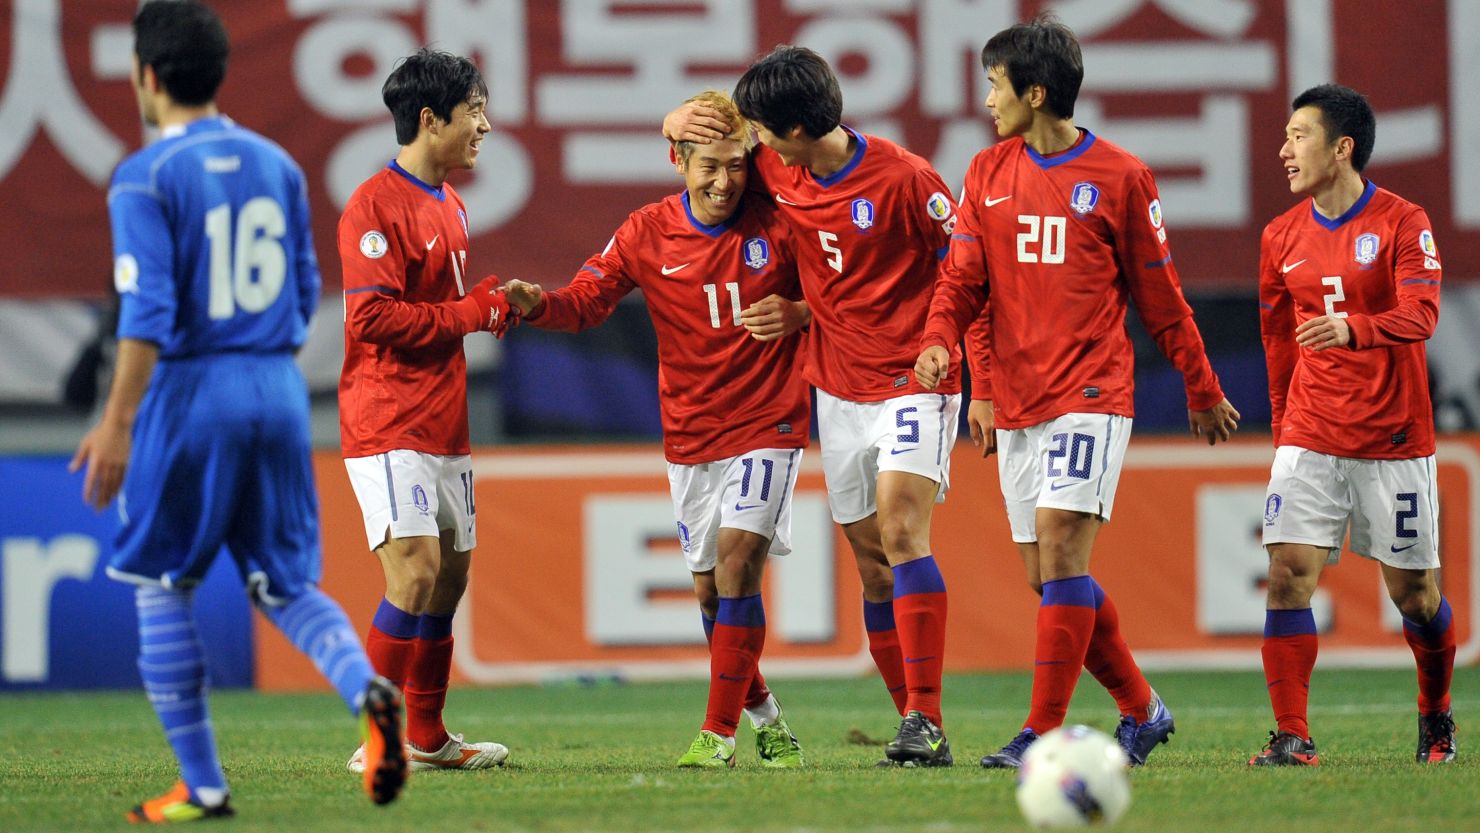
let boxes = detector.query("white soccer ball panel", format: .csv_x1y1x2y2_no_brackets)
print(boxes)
1014,726,1131,828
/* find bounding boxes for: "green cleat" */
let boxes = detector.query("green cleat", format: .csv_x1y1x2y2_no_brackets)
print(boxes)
676,730,735,768
755,711,805,768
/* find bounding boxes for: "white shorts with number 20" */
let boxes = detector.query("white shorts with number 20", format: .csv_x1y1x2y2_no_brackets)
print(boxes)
668,448,803,573
996,413,1132,543
1262,445,1439,569
343,450,477,552
816,391,962,524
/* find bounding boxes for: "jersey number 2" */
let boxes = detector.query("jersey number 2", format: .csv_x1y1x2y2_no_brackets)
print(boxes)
205,198,287,320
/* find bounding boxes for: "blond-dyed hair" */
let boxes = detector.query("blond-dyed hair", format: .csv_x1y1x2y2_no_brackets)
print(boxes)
673,90,753,162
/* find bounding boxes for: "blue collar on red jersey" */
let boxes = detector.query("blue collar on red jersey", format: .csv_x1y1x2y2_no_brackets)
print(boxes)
387,159,447,201
1310,179,1376,231
681,190,745,237
1025,129,1096,169
808,126,868,188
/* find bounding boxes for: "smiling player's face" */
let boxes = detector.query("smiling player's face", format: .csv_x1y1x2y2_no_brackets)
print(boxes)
679,138,748,225
433,94,490,172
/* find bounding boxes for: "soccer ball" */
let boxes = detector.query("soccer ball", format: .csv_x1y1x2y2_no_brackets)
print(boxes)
1014,725,1131,828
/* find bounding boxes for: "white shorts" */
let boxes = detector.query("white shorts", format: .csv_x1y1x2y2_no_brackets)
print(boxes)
1262,446,1439,569
668,448,803,572
343,450,477,552
996,413,1132,543
816,390,961,524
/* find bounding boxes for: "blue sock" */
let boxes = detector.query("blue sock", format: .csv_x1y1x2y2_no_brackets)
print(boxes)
702,613,716,642
262,587,376,714
135,585,227,802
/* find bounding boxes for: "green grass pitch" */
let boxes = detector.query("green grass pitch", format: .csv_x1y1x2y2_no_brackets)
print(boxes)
1,667,1475,832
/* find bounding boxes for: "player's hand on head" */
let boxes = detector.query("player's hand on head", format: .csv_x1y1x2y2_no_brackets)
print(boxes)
500,279,544,316
1294,315,1351,351
1188,397,1241,446
966,399,997,458
741,295,808,341
69,419,132,510
662,103,730,143
913,345,950,390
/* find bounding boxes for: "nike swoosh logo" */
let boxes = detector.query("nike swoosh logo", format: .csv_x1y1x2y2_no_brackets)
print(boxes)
426,234,439,250
984,195,1012,207
1391,543,1418,553
903,656,936,664
1049,480,1075,491
926,737,945,752
889,447,916,455
661,263,690,275
718,673,746,682
1282,259,1306,273
734,503,763,511
774,193,799,206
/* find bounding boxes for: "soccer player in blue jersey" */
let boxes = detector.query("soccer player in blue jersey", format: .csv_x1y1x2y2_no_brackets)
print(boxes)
69,0,407,820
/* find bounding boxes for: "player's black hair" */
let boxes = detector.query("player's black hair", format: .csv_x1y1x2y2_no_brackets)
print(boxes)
132,0,229,107
1291,84,1376,172
733,45,842,140
382,48,489,146
980,14,1083,120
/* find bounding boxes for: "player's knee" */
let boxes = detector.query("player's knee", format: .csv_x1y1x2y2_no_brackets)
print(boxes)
1389,581,1439,622
877,517,927,561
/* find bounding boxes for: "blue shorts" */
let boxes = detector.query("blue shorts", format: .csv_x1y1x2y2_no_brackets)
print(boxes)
107,353,321,601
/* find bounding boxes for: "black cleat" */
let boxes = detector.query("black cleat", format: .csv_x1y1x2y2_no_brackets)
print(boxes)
884,710,953,767
1249,730,1320,766
361,676,409,805
980,727,1039,769
1417,710,1457,764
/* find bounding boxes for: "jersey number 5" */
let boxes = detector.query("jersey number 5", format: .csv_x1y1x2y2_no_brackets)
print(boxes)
818,231,843,273
205,198,287,320
1016,215,1066,264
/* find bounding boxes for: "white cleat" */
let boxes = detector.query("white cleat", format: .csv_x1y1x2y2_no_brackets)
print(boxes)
409,733,509,771
347,744,367,774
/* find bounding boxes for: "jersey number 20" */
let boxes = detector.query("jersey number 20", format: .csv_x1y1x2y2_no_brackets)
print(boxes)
205,197,287,320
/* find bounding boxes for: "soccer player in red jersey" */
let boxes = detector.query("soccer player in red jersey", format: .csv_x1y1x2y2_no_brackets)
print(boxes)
914,16,1240,769
338,48,515,775
502,91,808,769
1249,84,1455,767
666,47,962,767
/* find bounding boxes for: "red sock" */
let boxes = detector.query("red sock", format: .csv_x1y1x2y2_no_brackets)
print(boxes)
1404,597,1456,715
892,557,948,725
1083,582,1152,722
405,613,455,752
366,627,415,690
1262,608,1318,739
702,596,766,737
866,625,907,715
705,613,771,710
1025,577,1097,733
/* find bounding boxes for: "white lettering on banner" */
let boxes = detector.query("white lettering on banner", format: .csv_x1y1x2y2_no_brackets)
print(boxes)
291,0,533,231
793,16,913,115
584,494,833,646
0,0,126,186
1060,0,1256,39
2,535,99,683
1450,0,1480,228
1194,486,1332,636
918,0,1013,117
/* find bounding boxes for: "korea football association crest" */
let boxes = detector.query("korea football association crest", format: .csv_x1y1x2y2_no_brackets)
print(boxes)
743,236,770,270
1264,493,1282,527
1070,181,1100,215
851,198,876,230
1354,232,1380,266
411,484,430,515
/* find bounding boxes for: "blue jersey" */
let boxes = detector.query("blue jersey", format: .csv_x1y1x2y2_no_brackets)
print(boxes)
109,115,319,357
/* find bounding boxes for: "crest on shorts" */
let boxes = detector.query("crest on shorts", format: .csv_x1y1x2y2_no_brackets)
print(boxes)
411,484,430,515
1264,493,1282,526
1354,233,1380,265
359,230,388,259
676,521,692,555
1070,182,1100,214
743,237,770,270
851,198,876,230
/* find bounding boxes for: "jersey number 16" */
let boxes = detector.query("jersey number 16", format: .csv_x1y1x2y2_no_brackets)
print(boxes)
205,197,288,320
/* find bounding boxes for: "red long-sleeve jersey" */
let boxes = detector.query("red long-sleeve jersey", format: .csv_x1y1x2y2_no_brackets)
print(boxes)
338,162,482,457
1260,180,1441,459
526,192,809,464
752,129,962,401
922,130,1224,429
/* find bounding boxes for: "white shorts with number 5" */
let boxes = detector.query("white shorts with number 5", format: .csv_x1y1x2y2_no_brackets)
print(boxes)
344,450,477,552
996,413,1132,543
1262,445,1439,569
668,448,803,573
816,391,962,524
